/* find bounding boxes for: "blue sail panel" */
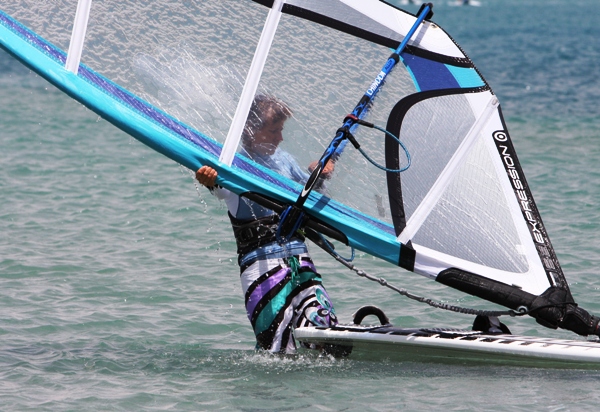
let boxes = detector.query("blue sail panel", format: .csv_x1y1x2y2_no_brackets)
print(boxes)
401,53,485,91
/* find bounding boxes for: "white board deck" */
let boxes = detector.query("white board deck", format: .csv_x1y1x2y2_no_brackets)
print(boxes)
295,324,600,368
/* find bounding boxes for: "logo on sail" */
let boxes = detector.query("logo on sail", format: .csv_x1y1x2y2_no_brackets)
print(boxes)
493,130,508,142
493,129,564,280
494,130,545,245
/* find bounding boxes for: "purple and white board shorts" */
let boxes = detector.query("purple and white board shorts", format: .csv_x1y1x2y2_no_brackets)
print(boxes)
240,252,338,353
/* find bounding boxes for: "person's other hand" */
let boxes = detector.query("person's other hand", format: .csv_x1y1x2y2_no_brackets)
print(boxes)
308,160,335,179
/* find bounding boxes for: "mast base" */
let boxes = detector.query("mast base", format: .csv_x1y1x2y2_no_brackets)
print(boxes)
531,287,600,337
437,269,600,337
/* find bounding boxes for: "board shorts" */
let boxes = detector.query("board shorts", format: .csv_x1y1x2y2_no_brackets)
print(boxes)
239,248,338,353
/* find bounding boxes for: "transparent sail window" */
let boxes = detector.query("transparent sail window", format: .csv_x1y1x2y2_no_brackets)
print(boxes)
5,0,267,145
232,10,418,228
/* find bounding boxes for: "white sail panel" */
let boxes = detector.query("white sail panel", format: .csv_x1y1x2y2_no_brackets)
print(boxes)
385,86,557,294
281,0,465,58
414,136,529,272
405,100,555,295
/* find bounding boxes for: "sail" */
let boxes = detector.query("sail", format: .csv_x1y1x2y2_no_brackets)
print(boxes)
241,2,560,298
1,0,598,336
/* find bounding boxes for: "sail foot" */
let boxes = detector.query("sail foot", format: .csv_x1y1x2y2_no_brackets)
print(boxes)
438,269,600,337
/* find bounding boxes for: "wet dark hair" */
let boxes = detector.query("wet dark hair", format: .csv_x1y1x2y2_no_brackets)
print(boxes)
242,94,292,146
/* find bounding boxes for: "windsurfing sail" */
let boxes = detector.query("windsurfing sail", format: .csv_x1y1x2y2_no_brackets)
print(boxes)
1,0,598,337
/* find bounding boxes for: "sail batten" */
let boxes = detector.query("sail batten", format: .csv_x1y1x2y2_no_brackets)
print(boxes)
220,0,285,166
65,0,92,74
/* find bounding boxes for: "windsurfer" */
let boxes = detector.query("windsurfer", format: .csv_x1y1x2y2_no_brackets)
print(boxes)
196,94,338,354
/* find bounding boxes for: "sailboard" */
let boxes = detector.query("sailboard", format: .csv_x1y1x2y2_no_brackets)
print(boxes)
2,0,599,364
295,324,600,368
294,305,600,366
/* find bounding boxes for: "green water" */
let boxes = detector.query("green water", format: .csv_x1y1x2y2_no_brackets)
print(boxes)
2,0,600,410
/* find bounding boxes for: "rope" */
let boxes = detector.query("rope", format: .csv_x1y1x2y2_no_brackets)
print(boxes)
314,231,356,262
339,255,526,318
306,229,527,319
342,115,411,173
357,125,411,173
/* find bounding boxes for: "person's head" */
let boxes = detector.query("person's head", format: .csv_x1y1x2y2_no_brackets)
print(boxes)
242,94,292,156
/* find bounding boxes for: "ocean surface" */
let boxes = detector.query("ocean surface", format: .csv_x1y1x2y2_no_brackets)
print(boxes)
2,0,600,410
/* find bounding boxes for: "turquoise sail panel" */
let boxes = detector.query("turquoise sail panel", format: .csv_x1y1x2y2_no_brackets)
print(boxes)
445,65,486,88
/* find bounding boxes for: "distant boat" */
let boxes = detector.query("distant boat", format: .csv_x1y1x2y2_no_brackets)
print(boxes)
449,0,482,6
397,0,424,5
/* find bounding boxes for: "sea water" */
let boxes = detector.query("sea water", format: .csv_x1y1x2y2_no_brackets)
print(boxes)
1,0,600,410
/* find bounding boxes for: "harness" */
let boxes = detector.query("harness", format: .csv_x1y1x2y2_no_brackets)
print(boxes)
228,212,304,256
